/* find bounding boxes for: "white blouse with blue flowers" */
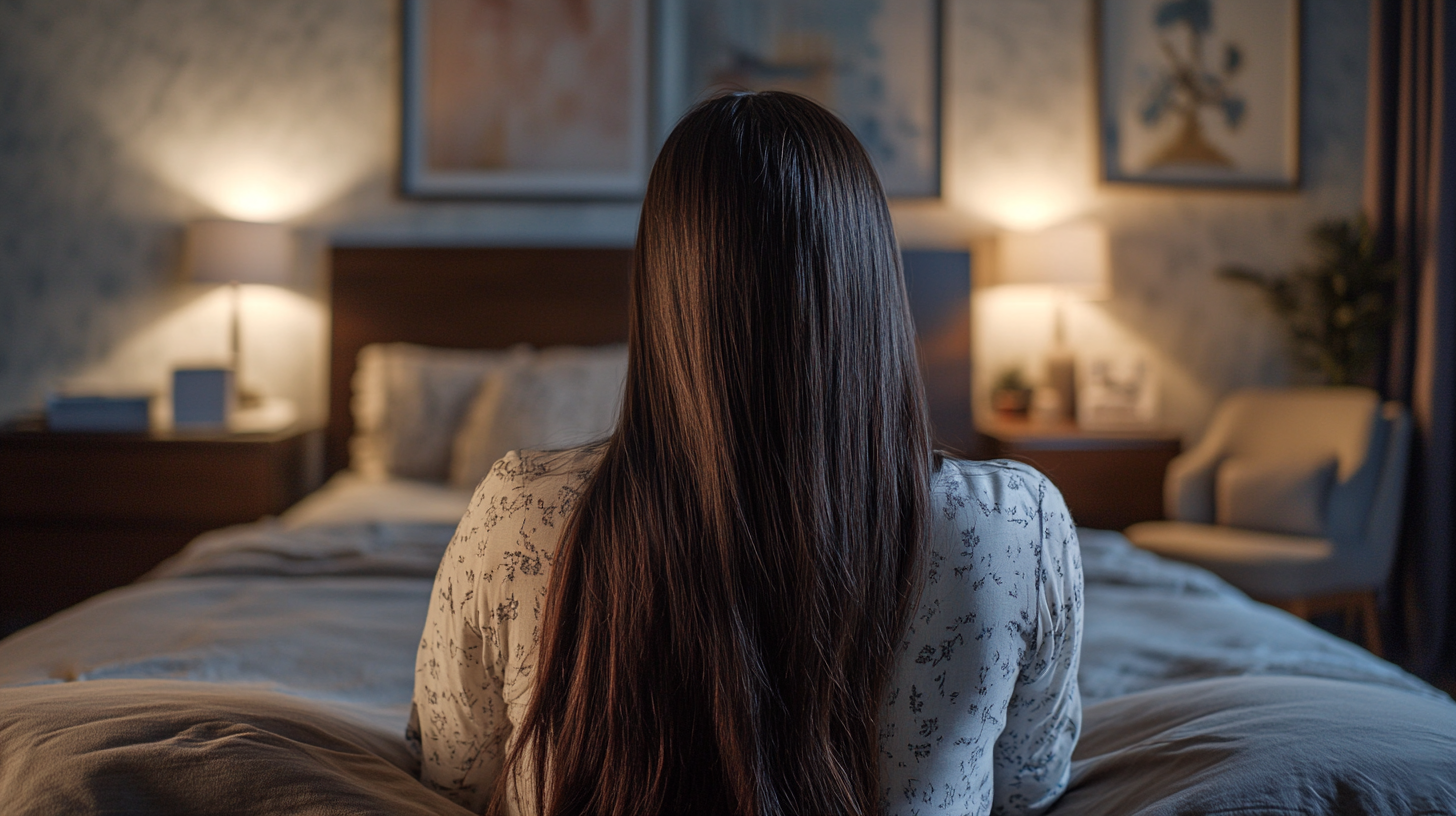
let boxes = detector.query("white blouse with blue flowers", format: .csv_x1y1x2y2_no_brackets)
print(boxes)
411,448,1082,816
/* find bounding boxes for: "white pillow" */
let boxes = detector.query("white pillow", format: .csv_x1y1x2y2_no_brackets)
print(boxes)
449,345,628,489
1215,456,1337,537
350,343,526,481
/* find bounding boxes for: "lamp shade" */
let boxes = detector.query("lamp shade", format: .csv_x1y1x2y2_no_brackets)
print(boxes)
185,220,293,285
996,221,1110,299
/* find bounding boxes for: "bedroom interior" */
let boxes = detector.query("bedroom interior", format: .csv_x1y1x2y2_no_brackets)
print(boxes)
1,0,1455,813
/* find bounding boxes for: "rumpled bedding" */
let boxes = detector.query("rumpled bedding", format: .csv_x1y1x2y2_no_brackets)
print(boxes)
1056,530,1456,816
0,517,463,816
1074,528,1439,704
0,484,1452,815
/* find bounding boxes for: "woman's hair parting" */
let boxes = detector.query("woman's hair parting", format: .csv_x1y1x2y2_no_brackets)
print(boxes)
492,91,934,816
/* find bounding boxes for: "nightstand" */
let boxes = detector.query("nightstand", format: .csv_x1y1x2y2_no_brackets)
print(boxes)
0,423,322,629
979,417,1182,531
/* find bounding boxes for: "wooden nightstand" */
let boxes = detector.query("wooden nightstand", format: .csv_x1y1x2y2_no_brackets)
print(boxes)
979,417,1182,531
0,423,322,629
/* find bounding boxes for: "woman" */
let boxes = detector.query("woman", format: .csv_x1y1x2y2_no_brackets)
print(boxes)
411,92,1082,816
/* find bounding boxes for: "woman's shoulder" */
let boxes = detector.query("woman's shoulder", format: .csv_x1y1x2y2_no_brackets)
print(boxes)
449,445,602,573
931,456,1060,510
482,444,602,488
465,445,602,514
924,456,1077,560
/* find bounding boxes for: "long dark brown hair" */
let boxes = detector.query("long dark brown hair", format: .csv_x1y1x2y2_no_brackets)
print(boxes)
492,92,934,816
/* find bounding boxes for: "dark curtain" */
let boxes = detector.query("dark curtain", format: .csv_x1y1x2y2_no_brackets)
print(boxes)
1364,0,1456,684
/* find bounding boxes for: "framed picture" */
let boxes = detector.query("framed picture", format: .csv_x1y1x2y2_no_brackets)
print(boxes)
657,0,943,199
401,0,652,198
1096,0,1301,189
1077,354,1161,430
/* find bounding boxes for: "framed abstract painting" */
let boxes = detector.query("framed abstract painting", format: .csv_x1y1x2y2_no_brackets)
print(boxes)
1096,0,1301,189
401,0,652,198
657,0,943,199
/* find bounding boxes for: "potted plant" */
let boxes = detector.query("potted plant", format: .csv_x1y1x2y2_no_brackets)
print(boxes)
1220,217,1398,386
990,366,1033,417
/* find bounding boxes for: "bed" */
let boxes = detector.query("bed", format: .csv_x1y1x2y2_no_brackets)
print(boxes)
0,247,1452,815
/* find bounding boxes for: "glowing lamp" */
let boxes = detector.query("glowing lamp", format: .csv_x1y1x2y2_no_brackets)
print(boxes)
995,221,1111,299
184,220,294,410
993,221,1111,424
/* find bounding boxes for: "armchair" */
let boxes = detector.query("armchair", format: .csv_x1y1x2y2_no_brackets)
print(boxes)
1124,387,1411,655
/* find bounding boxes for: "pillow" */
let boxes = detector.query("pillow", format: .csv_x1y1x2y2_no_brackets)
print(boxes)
350,343,524,481
449,344,628,489
1215,455,1336,537
1046,676,1456,816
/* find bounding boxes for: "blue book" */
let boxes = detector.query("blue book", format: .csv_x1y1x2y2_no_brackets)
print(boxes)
46,395,152,432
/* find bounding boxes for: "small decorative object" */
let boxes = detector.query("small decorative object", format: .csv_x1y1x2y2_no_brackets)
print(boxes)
185,220,292,409
995,221,1112,424
172,368,234,431
1078,355,1161,429
990,367,1033,417
665,0,943,198
1097,0,1300,188
1219,217,1398,386
45,394,152,433
1030,386,1066,427
401,0,651,198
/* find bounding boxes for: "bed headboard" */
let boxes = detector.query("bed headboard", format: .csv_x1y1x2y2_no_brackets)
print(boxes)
326,246,980,478
327,247,634,476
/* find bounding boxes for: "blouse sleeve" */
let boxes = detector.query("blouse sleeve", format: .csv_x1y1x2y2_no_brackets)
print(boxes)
410,465,516,812
991,474,1083,815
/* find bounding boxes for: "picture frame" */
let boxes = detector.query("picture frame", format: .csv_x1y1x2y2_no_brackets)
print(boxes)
1077,354,1161,430
656,0,944,199
1095,0,1301,189
401,0,652,199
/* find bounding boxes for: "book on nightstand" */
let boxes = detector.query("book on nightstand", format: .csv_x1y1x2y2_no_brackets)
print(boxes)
44,394,152,432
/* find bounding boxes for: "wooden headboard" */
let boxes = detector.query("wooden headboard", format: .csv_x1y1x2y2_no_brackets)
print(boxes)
328,247,634,476
326,246,980,478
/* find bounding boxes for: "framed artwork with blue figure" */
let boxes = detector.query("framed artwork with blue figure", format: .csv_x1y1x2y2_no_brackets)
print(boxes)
658,0,943,199
1096,0,1301,188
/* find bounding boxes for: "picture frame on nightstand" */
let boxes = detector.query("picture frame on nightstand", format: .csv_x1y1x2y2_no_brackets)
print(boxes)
1077,353,1161,430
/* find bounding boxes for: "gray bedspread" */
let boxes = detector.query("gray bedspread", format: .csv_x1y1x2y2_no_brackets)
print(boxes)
0,521,1452,815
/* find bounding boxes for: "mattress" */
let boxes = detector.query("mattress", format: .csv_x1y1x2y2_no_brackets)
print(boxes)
0,474,1452,815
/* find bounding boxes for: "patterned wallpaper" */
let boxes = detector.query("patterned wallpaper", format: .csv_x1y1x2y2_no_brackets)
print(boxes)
0,0,1369,437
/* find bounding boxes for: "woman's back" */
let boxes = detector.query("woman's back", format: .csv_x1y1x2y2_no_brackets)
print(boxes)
412,90,1080,816
412,446,1081,815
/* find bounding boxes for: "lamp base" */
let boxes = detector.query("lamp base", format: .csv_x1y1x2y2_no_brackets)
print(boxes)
1044,348,1076,423
231,396,297,434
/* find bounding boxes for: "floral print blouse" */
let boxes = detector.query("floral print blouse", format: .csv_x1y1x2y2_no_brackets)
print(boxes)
410,448,1082,815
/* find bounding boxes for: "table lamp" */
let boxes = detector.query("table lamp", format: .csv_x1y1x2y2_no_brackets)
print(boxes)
184,219,293,413
995,221,1111,424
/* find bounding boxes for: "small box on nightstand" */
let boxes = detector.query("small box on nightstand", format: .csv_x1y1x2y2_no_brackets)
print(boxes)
172,367,234,430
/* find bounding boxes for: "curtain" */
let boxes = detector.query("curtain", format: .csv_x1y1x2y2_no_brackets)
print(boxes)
1364,0,1456,684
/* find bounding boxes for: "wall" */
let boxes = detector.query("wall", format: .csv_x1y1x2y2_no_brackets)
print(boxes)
0,0,1369,439
941,0,1370,435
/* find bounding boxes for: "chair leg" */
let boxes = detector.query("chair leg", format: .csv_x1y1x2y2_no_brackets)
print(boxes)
1265,592,1384,658
1359,591,1384,658
1282,597,1309,618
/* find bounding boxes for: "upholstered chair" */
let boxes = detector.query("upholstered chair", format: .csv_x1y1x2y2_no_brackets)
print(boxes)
1124,387,1411,656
